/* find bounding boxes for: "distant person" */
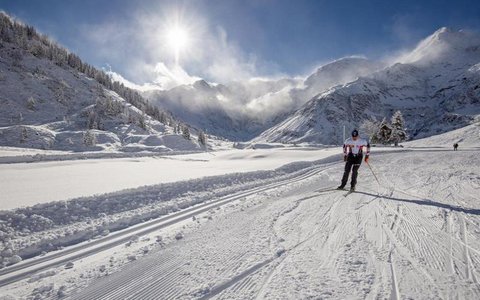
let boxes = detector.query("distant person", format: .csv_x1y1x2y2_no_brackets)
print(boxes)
337,129,370,192
453,143,458,151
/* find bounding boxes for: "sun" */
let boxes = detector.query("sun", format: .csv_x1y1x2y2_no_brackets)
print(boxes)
166,26,189,65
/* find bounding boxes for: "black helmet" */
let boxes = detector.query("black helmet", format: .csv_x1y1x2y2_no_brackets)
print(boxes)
351,129,359,137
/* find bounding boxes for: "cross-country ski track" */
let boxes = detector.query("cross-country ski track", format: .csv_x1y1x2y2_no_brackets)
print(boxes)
1,149,480,299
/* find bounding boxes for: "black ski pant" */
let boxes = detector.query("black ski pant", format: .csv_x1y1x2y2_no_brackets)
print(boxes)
341,156,362,188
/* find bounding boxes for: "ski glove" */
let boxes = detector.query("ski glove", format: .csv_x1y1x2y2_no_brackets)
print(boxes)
364,156,369,163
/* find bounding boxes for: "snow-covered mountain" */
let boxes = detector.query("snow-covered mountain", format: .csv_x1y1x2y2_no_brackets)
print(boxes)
0,12,204,152
255,28,480,144
144,78,301,141
144,57,383,141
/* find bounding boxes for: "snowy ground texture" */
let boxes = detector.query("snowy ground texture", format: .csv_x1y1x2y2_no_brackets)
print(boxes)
0,128,479,299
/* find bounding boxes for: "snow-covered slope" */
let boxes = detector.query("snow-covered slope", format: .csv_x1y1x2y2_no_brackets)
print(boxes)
0,12,204,153
255,28,480,144
403,122,479,147
144,58,383,141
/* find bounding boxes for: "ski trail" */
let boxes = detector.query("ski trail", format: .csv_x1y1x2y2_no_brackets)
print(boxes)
461,216,472,280
446,211,454,275
369,151,480,298
198,257,275,300
389,249,401,300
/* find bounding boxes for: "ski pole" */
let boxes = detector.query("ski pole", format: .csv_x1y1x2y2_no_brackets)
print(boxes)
366,161,381,186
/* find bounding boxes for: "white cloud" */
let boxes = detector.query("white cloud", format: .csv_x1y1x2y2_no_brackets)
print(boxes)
106,63,200,91
152,63,200,89
201,26,258,82
78,5,268,89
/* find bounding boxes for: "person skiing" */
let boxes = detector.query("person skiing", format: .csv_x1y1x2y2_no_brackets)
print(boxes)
337,129,370,191
453,143,458,151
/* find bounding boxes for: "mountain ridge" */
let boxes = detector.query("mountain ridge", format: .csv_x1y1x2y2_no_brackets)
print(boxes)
254,27,480,144
144,56,383,141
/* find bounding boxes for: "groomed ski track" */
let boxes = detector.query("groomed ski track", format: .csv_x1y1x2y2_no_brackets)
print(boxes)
69,150,480,299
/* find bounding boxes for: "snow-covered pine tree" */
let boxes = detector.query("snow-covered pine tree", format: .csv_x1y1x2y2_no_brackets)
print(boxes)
389,110,407,146
182,125,190,140
20,127,28,143
160,112,168,125
198,130,206,146
138,113,147,130
26,96,36,111
83,130,96,146
374,118,392,145
87,110,99,129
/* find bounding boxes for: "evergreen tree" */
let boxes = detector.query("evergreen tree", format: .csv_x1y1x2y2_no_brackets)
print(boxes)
389,110,407,146
138,113,147,130
182,125,190,140
160,112,168,125
83,130,96,146
198,130,206,146
374,118,392,145
26,96,36,110
20,127,28,143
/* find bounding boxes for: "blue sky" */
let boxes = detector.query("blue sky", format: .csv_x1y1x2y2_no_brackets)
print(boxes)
1,0,480,86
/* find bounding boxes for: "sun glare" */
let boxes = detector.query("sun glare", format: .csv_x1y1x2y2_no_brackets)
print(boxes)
167,26,189,65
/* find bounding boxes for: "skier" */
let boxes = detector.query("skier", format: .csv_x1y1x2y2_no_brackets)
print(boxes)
337,129,370,192
453,143,458,151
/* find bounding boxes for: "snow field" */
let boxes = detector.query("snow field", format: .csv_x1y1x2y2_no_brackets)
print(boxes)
0,147,339,209
0,150,341,274
67,150,480,299
1,145,479,299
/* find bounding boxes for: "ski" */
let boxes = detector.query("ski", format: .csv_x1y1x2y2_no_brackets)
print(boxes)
343,190,355,197
315,187,339,193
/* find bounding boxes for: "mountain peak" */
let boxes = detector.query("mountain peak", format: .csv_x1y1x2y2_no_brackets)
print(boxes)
315,57,372,73
401,27,480,65
304,57,383,89
431,26,451,37
193,79,212,90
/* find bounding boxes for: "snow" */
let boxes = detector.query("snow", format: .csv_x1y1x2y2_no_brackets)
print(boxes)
403,122,480,148
1,132,480,299
0,146,339,210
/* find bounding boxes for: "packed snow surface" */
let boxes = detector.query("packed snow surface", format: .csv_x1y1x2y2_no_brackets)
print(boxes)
0,134,479,299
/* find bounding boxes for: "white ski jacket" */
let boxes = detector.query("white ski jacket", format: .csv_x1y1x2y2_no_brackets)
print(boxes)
343,137,370,157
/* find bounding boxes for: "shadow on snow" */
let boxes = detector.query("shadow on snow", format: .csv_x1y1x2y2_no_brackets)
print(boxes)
354,191,480,216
